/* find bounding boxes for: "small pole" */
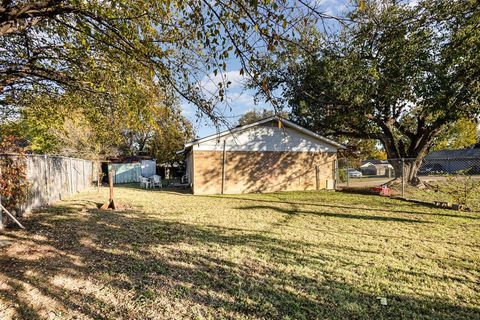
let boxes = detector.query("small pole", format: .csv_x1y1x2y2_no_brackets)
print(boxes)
69,158,73,195
82,160,86,190
109,171,114,202
97,161,101,193
100,170,116,210
401,158,405,198
44,154,50,205
335,159,339,190
0,204,25,229
346,159,350,187
221,139,226,194
316,165,320,190
59,157,63,200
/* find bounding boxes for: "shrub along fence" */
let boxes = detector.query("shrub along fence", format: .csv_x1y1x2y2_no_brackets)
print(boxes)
0,154,99,216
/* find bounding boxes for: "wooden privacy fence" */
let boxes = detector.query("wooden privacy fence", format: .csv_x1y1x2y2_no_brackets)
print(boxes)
0,154,99,213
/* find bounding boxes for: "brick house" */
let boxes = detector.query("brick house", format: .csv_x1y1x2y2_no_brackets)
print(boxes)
179,116,344,195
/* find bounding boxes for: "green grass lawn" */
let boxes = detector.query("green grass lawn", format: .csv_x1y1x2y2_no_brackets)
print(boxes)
404,178,480,212
1,187,479,319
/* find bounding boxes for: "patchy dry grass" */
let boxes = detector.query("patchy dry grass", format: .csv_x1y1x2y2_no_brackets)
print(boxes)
0,186,479,319
404,179,480,212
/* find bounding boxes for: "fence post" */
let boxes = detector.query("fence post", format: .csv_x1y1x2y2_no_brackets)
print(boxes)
44,154,50,205
401,158,405,198
82,160,86,190
221,139,226,195
346,159,350,188
315,165,320,191
334,159,338,190
97,161,101,193
69,158,73,195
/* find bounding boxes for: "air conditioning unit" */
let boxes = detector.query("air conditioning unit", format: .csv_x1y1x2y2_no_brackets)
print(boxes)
326,179,335,190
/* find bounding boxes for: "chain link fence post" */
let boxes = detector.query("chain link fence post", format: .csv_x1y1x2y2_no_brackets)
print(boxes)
401,158,405,198
336,159,340,188
346,158,350,188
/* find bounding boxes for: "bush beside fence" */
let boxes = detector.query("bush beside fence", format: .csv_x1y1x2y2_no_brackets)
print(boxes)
1,154,99,214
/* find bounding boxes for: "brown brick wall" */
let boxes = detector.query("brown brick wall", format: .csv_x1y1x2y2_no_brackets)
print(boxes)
192,151,224,195
192,151,336,195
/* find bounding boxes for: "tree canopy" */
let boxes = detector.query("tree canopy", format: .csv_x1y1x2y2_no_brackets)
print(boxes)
1,0,343,167
5,61,194,163
253,0,480,183
431,118,479,151
1,0,335,123
237,108,288,126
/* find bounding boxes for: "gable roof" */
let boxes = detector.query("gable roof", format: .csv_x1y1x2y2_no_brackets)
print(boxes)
361,159,390,166
183,116,345,150
425,147,480,159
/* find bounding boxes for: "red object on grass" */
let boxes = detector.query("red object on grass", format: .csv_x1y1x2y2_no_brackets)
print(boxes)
372,186,392,196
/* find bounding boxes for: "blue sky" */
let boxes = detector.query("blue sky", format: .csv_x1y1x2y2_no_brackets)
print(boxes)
182,0,350,138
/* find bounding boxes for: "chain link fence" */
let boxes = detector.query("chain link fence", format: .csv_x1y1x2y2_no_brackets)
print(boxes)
336,158,396,189
336,156,480,211
0,154,99,214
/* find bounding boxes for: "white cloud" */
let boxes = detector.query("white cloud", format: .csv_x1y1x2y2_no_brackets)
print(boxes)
200,70,246,94
180,101,196,117
181,70,276,137
314,0,348,16
407,0,420,7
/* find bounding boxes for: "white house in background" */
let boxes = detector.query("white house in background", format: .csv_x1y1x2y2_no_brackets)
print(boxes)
179,116,345,195
360,160,394,176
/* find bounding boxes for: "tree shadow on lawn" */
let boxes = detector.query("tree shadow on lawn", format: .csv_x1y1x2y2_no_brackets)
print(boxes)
0,203,478,319
117,183,193,195
237,205,432,224
206,194,479,220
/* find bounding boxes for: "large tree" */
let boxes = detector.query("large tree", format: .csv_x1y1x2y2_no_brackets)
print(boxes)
0,0,335,122
237,108,289,126
431,118,478,151
146,106,194,166
7,62,173,159
254,0,480,184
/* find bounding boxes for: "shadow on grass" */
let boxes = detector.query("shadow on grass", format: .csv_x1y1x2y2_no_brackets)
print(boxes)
114,183,193,195
0,201,478,319
237,205,431,224
205,194,479,220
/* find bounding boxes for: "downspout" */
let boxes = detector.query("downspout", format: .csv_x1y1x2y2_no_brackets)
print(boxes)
221,139,226,194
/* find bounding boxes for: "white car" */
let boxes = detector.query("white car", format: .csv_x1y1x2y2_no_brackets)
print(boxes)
347,169,363,178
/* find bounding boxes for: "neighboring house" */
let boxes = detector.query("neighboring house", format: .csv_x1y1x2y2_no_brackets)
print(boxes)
422,146,480,174
360,160,394,176
106,156,156,184
178,116,344,195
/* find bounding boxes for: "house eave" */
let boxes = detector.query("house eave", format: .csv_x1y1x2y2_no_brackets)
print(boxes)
183,116,346,150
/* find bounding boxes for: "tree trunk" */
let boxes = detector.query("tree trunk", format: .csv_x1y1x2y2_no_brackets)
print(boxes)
380,123,438,186
404,158,423,186
388,159,403,180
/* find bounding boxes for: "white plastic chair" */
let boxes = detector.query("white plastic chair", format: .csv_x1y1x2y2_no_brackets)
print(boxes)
151,175,162,188
140,177,151,189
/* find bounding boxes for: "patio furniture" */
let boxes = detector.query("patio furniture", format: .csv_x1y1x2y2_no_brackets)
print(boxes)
140,176,151,189
151,175,162,188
